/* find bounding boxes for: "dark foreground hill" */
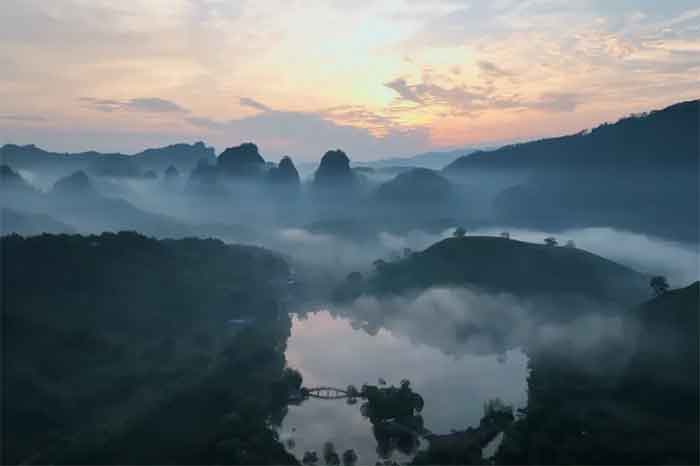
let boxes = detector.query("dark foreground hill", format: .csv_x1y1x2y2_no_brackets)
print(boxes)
1,232,300,465
496,282,699,465
364,236,647,305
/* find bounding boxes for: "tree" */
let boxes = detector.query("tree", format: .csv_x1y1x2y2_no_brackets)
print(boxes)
453,226,467,238
500,231,510,239
302,451,319,466
482,398,514,427
323,442,340,466
372,259,387,272
341,449,358,466
164,165,179,178
565,240,576,248
650,275,669,296
544,236,558,247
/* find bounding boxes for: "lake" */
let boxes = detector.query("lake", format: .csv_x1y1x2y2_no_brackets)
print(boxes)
278,309,528,464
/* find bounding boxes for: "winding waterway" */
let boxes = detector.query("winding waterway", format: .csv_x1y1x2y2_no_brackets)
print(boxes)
278,310,528,464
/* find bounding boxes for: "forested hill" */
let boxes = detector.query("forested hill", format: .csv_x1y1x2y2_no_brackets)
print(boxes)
445,99,699,173
497,282,699,465
440,100,699,243
367,236,648,304
1,232,300,465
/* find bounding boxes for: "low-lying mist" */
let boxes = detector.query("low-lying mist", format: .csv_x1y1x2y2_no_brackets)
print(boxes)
274,227,453,274
329,286,630,366
4,166,697,292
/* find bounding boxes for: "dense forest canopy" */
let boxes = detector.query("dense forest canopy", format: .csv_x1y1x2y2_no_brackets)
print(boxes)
1,233,299,465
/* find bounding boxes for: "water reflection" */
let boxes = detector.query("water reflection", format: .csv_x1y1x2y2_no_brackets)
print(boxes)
280,310,528,464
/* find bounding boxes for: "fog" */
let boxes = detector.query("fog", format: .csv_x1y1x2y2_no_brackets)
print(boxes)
274,227,453,275
330,286,630,364
4,164,697,292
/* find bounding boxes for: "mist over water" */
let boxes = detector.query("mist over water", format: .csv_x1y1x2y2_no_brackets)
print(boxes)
334,286,627,357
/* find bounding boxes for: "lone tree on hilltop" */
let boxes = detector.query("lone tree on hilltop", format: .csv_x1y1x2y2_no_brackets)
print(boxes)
544,236,558,247
650,275,669,296
453,226,467,238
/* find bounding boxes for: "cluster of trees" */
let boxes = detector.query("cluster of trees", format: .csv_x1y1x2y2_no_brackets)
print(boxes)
543,237,576,248
301,442,358,466
412,397,515,465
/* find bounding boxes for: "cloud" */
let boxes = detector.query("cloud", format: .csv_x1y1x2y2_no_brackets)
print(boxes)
531,92,581,112
384,77,582,114
392,1,699,119
0,114,47,122
125,98,189,113
186,109,432,160
81,97,189,114
185,116,225,130
320,105,408,135
477,60,513,79
239,97,272,112
384,78,424,103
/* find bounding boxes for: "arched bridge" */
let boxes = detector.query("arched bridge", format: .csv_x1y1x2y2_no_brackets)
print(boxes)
304,386,353,400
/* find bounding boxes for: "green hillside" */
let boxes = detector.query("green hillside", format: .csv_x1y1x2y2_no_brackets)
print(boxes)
368,236,647,304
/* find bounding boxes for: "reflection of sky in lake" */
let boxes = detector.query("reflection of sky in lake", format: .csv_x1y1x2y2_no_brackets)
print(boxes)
279,310,528,464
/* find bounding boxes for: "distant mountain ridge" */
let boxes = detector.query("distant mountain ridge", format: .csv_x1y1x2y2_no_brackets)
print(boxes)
443,99,699,243
0,141,215,177
1,167,191,237
373,168,453,203
445,100,699,173
1,208,75,235
361,147,480,170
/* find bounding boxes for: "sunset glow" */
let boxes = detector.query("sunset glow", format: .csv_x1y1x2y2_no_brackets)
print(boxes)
2,0,699,160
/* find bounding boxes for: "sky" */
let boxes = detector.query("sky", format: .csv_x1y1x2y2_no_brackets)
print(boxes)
1,0,699,161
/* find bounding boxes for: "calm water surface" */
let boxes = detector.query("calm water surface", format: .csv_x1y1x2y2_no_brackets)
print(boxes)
278,310,528,464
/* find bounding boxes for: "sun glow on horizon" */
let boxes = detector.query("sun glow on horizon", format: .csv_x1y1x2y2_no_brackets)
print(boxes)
1,0,699,158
